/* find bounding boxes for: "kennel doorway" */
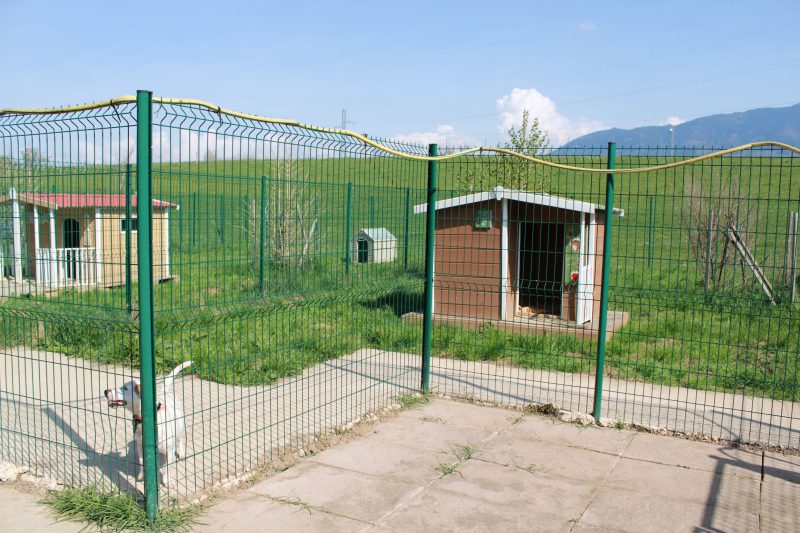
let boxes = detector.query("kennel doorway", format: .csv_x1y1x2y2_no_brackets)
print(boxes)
517,221,565,316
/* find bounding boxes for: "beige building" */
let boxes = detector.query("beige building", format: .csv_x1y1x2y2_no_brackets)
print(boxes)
1,189,177,289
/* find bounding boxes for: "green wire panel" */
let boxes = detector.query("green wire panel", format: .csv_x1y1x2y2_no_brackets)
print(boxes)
1,98,799,510
432,145,800,448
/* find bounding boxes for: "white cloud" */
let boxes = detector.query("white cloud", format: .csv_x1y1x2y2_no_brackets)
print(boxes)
578,21,596,32
496,88,605,146
393,124,476,147
660,116,685,126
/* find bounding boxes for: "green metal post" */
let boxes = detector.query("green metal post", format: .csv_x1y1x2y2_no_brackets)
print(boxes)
648,196,655,267
125,164,132,316
345,183,353,273
421,144,438,393
220,196,226,246
135,90,158,518
403,187,411,271
190,192,197,248
259,176,267,292
593,142,616,421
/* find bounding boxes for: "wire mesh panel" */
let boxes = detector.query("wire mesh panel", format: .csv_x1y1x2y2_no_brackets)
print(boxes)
144,101,432,502
603,146,800,446
1,95,799,513
429,148,609,412
0,98,431,506
432,145,800,447
0,102,144,496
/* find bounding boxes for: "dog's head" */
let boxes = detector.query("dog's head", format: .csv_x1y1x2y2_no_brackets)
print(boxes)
104,381,140,415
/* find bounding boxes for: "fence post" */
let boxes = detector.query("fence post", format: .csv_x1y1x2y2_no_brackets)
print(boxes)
592,141,615,421
648,196,655,267
219,196,226,246
421,143,438,393
125,164,132,316
135,89,159,519
788,211,798,303
190,192,197,248
345,183,353,273
259,176,267,292
704,211,714,293
403,187,411,271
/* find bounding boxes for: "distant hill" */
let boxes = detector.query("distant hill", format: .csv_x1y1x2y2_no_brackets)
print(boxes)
560,103,800,149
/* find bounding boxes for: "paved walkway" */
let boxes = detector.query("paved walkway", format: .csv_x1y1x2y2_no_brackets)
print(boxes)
1,347,798,507
4,399,798,532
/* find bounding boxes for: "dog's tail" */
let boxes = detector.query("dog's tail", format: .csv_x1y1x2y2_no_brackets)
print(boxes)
163,360,193,389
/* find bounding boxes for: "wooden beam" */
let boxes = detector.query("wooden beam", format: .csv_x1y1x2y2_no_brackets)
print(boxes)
726,226,776,305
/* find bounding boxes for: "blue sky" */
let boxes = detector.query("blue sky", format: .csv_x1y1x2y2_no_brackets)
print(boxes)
1,0,798,146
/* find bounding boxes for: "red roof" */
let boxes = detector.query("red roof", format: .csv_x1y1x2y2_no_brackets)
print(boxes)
14,193,178,209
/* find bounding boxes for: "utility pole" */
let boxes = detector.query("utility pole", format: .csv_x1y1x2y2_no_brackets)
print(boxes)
341,109,346,130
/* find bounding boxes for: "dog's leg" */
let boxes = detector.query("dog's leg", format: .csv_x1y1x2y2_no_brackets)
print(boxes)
161,442,177,489
176,432,186,460
135,430,144,482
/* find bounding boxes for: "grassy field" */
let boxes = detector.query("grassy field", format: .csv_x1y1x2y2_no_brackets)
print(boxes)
1,151,799,401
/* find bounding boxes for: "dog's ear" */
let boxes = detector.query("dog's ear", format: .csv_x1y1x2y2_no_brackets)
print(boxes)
134,383,141,396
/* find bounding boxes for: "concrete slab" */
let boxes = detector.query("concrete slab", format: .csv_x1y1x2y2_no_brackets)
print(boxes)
760,477,800,533
247,461,424,524
507,415,635,455
307,437,453,486
764,451,800,484
367,414,502,453
432,460,596,517
605,457,762,515
580,486,760,533
194,491,369,533
396,398,519,432
376,486,574,533
623,432,763,480
0,484,81,533
477,436,622,483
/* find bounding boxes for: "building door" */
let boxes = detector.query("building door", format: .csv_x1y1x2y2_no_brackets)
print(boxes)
63,218,80,280
357,238,369,263
575,213,596,324
517,221,565,316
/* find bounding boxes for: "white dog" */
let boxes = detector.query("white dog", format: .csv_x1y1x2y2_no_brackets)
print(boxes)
104,361,192,487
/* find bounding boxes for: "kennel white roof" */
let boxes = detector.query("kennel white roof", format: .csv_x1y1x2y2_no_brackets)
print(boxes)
357,228,396,242
413,186,624,217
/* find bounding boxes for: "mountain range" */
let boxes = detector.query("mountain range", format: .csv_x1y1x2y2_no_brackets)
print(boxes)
561,103,800,149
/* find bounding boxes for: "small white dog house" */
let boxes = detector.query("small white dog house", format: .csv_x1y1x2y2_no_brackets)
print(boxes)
350,228,396,264
0,189,178,289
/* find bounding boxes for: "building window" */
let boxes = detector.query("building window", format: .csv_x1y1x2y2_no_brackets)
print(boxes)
120,218,138,233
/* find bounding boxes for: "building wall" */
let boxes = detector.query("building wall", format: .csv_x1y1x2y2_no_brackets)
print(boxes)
434,200,503,320
23,205,172,285
100,208,171,286
433,200,605,324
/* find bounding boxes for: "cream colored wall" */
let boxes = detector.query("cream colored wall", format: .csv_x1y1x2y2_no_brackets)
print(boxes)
99,208,171,287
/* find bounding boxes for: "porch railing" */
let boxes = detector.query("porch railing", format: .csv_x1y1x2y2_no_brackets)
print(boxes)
35,247,99,287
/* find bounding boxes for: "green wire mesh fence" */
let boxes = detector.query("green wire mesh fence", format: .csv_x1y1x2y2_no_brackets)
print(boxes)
0,94,798,514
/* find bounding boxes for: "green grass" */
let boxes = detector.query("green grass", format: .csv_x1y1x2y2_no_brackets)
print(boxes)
45,487,201,532
1,153,798,402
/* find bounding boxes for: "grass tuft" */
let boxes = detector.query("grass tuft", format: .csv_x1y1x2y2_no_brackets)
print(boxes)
396,393,430,410
437,462,460,477
45,486,201,533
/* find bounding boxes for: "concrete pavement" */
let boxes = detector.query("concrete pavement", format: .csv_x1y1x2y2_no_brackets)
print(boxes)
195,399,799,533
2,398,799,532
